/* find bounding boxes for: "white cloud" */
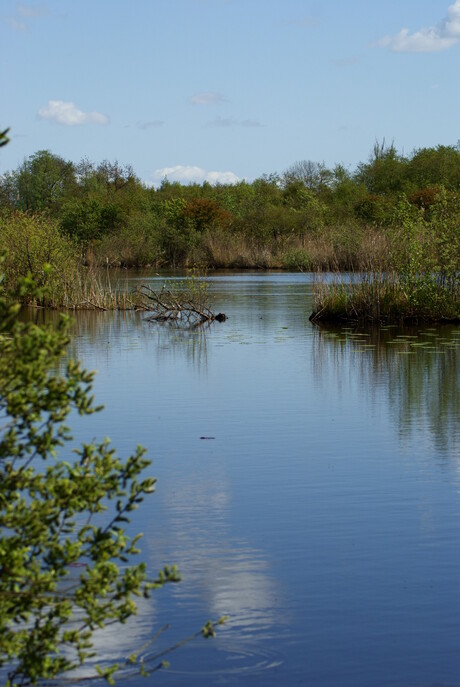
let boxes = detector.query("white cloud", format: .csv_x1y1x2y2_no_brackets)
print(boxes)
37,100,109,126
155,165,206,183
150,164,240,187
190,91,227,105
205,170,241,184
379,0,460,52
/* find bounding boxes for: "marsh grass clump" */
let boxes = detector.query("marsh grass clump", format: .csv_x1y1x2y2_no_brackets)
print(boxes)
62,267,145,310
311,272,459,323
311,194,460,323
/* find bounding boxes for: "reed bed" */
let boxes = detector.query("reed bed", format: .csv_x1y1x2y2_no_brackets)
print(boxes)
202,226,389,272
310,271,460,324
311,198,460,324
42,268,145,311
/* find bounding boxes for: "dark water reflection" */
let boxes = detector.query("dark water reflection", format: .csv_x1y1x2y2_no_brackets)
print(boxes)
21,272,460,686
312,323,460,455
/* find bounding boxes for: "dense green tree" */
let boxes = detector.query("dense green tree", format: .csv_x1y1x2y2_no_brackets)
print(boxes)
326,164,367,222
159,197,199,266
13,150,77,214
0,171,18,211
283,160,332,192
355,139,407,195
65,160,148,246
406,144,460,191
60,197,106,243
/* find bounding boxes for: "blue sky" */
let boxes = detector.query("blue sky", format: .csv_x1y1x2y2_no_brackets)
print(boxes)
1,0,460,186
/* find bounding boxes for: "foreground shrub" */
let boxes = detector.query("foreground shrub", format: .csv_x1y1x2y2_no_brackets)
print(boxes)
0,272,179,685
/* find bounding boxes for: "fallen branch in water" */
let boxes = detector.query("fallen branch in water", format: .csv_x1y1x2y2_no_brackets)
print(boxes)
133,284,227,327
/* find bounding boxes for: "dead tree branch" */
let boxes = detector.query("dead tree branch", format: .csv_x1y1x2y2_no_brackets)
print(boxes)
133,284,226,327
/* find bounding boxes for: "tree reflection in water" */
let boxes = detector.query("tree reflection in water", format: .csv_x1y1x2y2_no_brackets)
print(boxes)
311,323,460,455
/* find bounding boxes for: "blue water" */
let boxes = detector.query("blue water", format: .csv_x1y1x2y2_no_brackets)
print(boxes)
63,272,460,686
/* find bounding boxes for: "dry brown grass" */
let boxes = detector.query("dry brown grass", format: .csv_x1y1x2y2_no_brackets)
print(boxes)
202,226,389,272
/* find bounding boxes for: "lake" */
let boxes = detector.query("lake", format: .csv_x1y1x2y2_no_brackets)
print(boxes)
58,271,460,686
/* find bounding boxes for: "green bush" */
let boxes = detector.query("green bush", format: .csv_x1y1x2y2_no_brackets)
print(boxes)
97,212,162,267
0,212,80,305
0,272,179,685
282,248,313,271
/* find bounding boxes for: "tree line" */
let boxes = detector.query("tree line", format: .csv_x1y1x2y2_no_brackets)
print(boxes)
1,140,460,271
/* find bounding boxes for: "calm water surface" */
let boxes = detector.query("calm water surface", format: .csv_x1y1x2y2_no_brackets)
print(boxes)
62,272,460,686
